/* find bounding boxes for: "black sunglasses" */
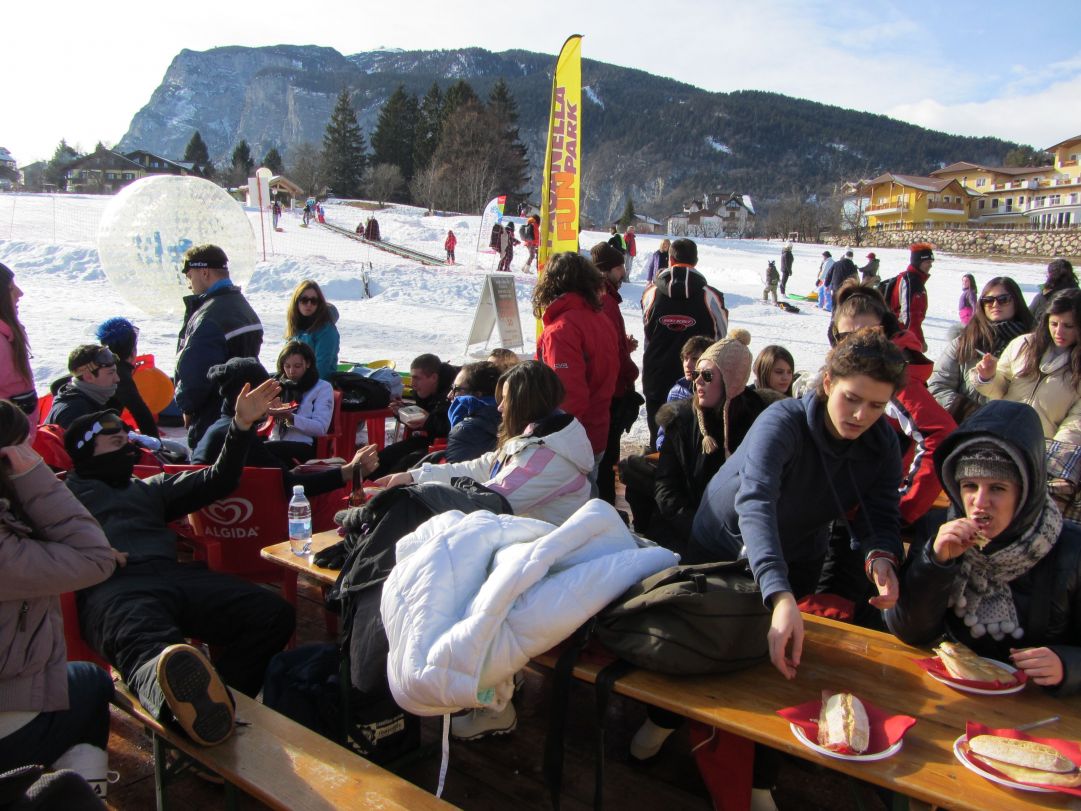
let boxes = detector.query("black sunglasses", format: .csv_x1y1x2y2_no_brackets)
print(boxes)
980,293,1012,306
449,385,469,395
298,296,320,305
689,370,715,383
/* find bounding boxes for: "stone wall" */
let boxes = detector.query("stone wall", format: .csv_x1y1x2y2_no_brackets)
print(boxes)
825,228,1081,259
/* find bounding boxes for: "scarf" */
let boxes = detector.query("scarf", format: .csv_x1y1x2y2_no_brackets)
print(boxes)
947,494,1062,640
278,364,320,401
72,378,117,404
448,395,497,429
989,319,1030,357
73,443,141,488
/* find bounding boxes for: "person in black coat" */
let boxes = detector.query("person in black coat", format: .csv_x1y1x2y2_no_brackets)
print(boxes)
46,345,126,431
372,354,459,477
443,361,501,463
829,250,859,300
1029,258,1078,324
886,399,1081,694
174,245,263,448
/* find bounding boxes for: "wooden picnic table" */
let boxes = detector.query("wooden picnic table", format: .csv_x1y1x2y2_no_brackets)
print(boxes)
265,529,1081,810
535,616,1081,811
260,529,342,586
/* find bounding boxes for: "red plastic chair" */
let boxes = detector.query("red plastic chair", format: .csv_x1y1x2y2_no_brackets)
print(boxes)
32,424,72,470
36,393,54,426
312,390,343,459
338,407,394,458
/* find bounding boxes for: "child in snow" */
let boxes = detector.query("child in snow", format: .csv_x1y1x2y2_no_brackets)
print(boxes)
445,230,457,264
763,261,780,305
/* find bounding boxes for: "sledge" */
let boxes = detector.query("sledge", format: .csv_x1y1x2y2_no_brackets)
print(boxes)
787,291,817,302
275,227,284,233
777,301,800,314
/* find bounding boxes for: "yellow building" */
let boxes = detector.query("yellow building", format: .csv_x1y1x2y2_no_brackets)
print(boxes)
930,161,1052,224
862,173,973,229
1033,134,1081,228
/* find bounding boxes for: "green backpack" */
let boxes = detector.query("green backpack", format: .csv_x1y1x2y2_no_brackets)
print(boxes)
594,561,770,674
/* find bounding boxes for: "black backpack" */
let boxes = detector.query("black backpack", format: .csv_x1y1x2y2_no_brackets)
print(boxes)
876,275,899,306
328,371,391,411
519,222,533,241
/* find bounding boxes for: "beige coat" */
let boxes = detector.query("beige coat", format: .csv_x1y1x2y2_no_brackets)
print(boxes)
972,333,1081,444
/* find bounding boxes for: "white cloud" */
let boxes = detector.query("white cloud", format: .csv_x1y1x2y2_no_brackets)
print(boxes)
888,72,1081,149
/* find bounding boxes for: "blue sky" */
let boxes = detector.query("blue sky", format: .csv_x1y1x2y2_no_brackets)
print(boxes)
3,0,1078,165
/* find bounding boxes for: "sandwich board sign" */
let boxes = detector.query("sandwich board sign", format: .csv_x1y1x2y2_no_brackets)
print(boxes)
466,274,524,351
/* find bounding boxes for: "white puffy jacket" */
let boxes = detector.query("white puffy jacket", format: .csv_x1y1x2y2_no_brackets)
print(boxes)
380,499,678,716
410,412,594,523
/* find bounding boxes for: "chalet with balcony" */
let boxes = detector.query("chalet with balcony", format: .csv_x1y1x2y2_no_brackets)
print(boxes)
668,191,756,237
862,173,972,229
63,147,145,193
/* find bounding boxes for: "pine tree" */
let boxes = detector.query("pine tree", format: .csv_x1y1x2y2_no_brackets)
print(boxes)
231,140,254,177
262,147,284,174
321,88,367,198
413,82,444,172
183,131,211,178
371,85,418,182
487,78,530,201
45,139,80,190
442,80,479,125
618,198,636,228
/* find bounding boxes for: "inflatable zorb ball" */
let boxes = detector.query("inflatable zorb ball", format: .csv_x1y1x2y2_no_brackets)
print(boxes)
97,175,256,317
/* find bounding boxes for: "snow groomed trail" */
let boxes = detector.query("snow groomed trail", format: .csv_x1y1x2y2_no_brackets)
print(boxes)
321,221,448,266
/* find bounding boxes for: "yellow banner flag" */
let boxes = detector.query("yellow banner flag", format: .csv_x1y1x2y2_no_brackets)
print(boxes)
538,34,582,275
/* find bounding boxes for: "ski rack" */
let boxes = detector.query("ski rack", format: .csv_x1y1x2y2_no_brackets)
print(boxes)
320,222,448,267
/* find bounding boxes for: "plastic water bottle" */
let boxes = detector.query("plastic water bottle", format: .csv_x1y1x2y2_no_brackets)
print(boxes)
127,431,163,452
288,485,312,556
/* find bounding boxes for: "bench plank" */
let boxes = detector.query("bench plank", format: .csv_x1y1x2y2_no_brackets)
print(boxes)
114,685,455,810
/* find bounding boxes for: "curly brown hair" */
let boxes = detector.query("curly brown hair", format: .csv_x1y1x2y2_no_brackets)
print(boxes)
531,252,603,318
816,327,907,399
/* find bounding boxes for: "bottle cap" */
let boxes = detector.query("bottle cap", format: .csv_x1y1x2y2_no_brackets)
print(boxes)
292,485,305,495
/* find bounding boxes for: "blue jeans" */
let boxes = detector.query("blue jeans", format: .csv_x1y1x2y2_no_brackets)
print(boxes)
0,662,114,771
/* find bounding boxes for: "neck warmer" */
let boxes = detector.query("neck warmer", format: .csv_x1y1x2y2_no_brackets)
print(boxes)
73,443,142,488
448,395,497,428
989,319,1030,356
947,494,1062,641
279,364,320,401
72,378,117,404
295,312,315,331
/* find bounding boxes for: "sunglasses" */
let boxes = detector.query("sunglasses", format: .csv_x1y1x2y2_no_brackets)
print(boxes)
298,296,320,305
449,385,469,395
980,293,1012,306
689,370,716,383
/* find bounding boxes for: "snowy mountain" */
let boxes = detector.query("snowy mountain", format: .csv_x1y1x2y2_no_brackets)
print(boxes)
116,45,1023,223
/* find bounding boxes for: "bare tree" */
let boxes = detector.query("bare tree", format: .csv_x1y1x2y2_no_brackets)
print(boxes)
409,161,444,215
837,183,869,247
366,163,405,206
286,141,324,197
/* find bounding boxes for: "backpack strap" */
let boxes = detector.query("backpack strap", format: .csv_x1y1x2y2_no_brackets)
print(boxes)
543,619,595,810
591,659,634,809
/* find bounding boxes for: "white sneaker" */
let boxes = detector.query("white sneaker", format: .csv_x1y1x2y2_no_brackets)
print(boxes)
450,702,518,741
629,718,675,760
750,787,779,811
52,743,119,798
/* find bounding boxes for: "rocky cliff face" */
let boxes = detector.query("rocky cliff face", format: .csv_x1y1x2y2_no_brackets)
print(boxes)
118,45,1023,224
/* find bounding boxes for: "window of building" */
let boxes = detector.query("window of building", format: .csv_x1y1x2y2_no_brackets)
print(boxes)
991,199,999,209
1051,195,1062,206
1005,198,1013,212
976,178,986,187
978,199,986,210
1018,196,1025,204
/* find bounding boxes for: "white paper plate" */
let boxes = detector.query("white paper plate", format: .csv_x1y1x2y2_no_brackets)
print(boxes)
928,657,1025,695
789,724,903,762
953,735,1057,793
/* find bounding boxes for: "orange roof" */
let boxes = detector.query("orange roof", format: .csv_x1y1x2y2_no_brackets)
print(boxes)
931,161,1046,177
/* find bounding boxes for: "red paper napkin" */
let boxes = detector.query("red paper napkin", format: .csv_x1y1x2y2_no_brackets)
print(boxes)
776,696,916,756
964,721,1081,796
915,656,1027,690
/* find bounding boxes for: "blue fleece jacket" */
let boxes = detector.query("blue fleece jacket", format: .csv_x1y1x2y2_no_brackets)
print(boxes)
691,392,903,604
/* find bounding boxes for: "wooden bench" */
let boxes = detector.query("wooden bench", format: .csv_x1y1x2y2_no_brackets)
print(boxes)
112,683,455,811
533,614,1081,811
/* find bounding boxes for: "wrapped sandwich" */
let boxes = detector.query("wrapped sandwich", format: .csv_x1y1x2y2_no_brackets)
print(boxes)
817,691,870,754
967,735,1081,787
935,641,1017,684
